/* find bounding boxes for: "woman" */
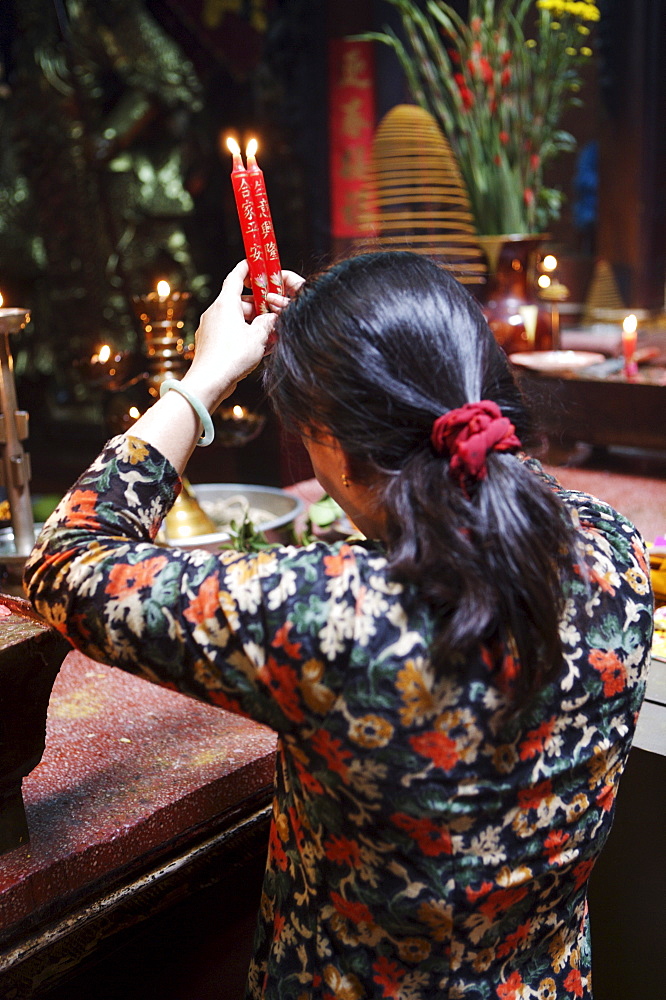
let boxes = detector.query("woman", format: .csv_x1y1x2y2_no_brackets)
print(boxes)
25,252,653,999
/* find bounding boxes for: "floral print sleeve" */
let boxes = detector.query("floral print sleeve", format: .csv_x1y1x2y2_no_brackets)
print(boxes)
24,435,369,733
24,437,654,1000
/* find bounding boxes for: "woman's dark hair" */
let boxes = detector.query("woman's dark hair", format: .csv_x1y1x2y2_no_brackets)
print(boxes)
264,251,579,706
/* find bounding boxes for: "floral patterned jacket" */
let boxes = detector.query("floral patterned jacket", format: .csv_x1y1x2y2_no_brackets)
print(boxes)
24,435,653,1000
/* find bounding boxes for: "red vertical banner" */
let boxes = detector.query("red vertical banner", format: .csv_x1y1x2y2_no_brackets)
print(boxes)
328,39,377,240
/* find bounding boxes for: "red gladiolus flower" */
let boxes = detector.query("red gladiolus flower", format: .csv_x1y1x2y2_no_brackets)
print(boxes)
501,51,512,65
501,68,511,86
479,57,493,84
454,73,475,109
524,188,535,206
530,153,541,170
471,16,482,34
499,131,510,145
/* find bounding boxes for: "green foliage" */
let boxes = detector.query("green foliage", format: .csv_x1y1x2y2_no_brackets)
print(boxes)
359,0,599,235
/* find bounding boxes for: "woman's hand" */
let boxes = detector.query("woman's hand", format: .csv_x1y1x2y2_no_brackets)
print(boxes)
186,263,307,409
183,260,272,410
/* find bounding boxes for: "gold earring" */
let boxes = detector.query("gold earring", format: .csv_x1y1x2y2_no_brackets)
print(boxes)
341,473,350,488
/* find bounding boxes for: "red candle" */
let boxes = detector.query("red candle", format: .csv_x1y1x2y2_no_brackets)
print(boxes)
226,137,269,314
622,314,638,377
245,138,284,296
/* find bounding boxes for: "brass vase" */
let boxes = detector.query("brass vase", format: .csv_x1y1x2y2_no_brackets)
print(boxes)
477,235,553,355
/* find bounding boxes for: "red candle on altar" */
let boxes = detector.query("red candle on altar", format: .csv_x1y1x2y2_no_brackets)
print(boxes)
621,314,638,378
226,137,269,314
245,138,284,296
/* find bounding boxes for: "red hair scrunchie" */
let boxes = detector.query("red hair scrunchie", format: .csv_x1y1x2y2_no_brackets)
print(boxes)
430,400,521,491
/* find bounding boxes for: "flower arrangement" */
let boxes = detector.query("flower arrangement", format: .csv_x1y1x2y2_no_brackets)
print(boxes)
363,0,600,236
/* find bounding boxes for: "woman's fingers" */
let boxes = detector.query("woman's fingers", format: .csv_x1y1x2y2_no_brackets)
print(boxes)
281,269,306,295
214,261,305,320
266,269,306,313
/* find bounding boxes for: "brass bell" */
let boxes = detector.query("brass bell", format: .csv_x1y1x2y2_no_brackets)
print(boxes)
163,479,216,540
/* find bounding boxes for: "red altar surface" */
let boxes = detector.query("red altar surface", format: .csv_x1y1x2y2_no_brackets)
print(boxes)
0,650,276,992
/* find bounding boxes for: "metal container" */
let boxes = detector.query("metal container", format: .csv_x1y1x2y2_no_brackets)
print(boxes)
164,483,304,551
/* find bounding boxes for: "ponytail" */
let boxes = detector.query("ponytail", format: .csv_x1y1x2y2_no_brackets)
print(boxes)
265,252,579,705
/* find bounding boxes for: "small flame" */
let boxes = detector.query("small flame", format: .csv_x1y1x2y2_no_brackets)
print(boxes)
232,405,245,418
246,137,258,158
537,274,551,289
156,280,171,300
622,314,638,335
542,255,558,272
226,136,241,156
128,406,141,420
98,344,111,364
0,292,3,308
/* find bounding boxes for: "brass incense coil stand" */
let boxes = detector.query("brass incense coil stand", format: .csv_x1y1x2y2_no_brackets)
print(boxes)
360,104,487,286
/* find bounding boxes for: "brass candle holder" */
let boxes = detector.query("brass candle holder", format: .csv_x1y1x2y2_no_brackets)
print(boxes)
214,404,266,448
131,283,193,398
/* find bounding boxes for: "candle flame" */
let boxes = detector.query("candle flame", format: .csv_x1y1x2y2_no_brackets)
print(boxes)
537,274,551,289
542,255,558,272
98,344,111,364
0,292,3,308
156,280,171,299
226,136,241,156
246,138,258,158
623,314,638,335
232,404,244,418
128,406,141,420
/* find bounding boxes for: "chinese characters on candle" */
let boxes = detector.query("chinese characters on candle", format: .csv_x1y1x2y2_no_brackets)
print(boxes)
226,137,283,315
246,139,284,298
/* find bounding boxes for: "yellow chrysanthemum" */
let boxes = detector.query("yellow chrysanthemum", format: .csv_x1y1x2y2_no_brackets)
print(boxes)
537,0,600,21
